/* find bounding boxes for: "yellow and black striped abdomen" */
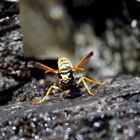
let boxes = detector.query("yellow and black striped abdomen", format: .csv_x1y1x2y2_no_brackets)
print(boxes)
58,57,73,72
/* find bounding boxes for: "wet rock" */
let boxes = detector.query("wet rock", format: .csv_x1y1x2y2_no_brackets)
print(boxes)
0,76,140,140
0,0,30,103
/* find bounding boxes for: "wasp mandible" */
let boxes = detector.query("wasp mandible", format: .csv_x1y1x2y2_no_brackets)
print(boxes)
28,51,106,104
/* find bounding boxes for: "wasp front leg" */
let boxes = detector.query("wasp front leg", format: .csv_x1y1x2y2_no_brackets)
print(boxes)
77,77,95,96
32,85,61,105
77,77,107,96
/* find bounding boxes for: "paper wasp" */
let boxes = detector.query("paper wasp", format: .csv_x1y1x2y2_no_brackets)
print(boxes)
28,51,107,104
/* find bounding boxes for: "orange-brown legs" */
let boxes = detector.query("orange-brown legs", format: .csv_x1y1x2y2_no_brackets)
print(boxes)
77,77,107,96
32,85,61,105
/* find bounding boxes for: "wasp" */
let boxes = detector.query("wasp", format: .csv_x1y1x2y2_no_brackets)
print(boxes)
28,51,107,104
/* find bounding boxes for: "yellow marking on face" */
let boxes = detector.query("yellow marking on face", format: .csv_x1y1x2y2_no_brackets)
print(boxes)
61,73,70,80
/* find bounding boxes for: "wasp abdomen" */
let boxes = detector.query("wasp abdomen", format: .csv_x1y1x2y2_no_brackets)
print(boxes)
58,57,73,71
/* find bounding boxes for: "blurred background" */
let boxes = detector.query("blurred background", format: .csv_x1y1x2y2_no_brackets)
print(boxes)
19,0,140,77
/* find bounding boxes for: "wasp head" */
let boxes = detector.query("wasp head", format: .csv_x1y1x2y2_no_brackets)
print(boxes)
58,69,74,84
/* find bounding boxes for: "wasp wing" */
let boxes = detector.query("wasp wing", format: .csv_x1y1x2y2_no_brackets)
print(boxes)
72,51,93,72
28,61,58,74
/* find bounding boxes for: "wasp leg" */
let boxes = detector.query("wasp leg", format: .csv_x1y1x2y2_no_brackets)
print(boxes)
77,77,107,96
32,85,60,105
77,77,95,96
81,77,107,86
61,91,68,97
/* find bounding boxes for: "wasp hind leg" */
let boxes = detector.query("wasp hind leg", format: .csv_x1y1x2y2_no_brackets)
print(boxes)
32,85,60,105
77,77,107,96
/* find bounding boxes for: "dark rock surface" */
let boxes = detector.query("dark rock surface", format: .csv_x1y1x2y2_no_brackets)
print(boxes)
0,75,140,140
0,0,30,104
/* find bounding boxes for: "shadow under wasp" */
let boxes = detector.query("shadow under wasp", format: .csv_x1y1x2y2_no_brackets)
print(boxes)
28,51,107,104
